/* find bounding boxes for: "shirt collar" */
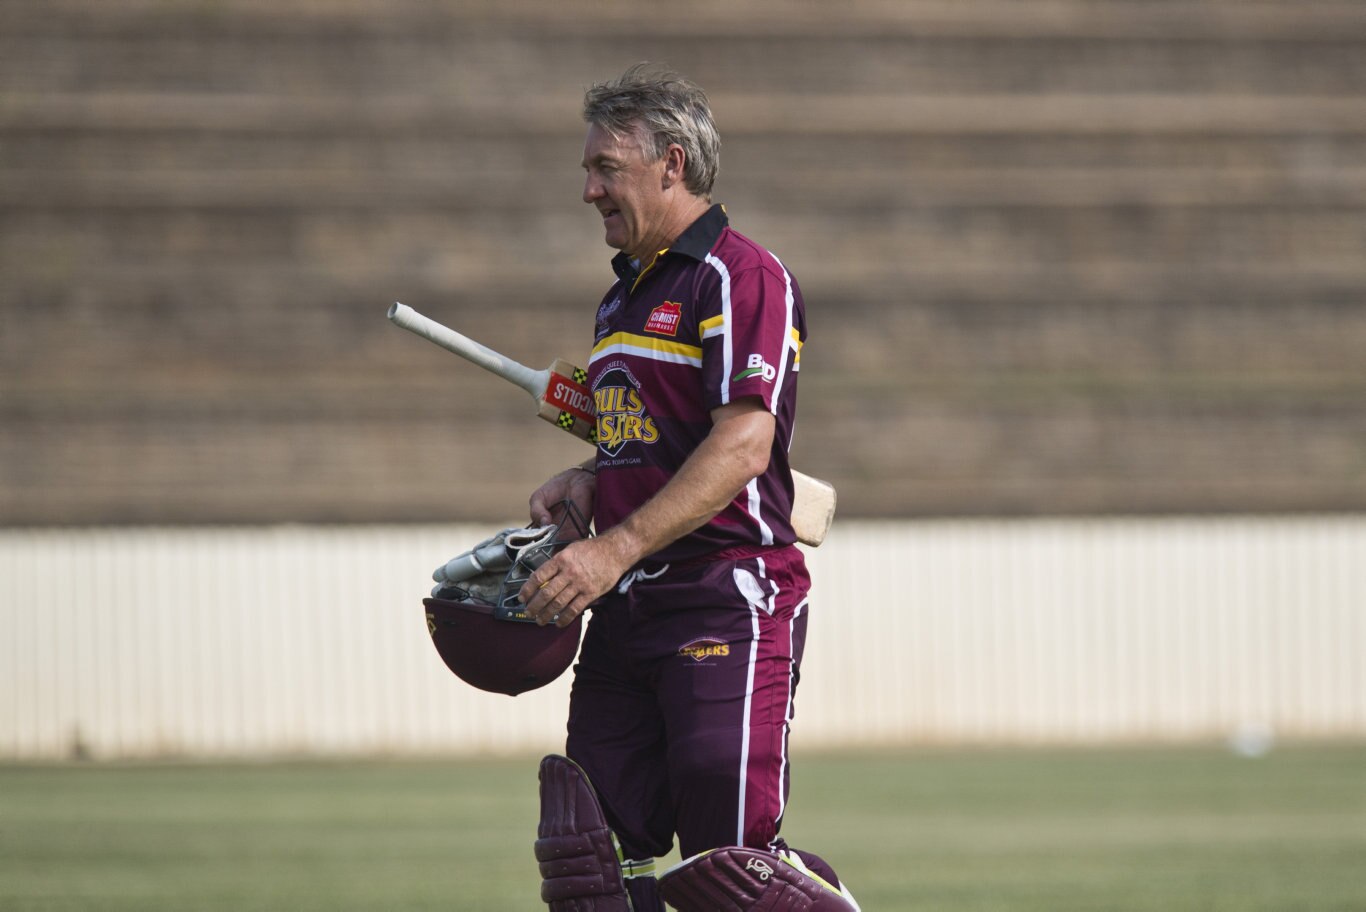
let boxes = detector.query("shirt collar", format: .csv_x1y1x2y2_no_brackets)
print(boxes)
611,203,729,281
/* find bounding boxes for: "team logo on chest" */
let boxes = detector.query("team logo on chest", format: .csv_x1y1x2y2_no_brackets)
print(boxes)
593,361,660,457
643,300,684,337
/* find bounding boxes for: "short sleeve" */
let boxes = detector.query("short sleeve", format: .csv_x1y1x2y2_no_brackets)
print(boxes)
699,257,800,414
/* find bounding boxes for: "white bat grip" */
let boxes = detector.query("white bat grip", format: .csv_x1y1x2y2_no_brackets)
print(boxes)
388,302,548,399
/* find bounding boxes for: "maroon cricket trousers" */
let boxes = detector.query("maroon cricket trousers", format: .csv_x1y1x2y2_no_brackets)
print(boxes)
565,545,839,884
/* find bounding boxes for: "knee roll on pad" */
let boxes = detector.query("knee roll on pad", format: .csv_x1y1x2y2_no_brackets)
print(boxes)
535,754,634,911
658,847,858,912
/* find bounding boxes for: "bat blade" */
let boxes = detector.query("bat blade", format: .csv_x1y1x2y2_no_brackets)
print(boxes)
790,472,836,548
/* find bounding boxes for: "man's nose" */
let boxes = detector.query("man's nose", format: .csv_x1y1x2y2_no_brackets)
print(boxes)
583,173,604,204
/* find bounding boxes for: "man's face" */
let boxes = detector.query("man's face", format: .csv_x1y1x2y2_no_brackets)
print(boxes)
581,121,668,261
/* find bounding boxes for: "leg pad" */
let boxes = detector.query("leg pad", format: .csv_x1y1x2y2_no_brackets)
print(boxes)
535,754,632,911
658,847,858,912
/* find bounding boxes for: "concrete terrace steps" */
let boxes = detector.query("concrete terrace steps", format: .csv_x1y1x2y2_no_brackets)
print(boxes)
12,0,1366,40
6,92,1366,135
6,2,1366,98
11,164,1366,212
3,0,1365,523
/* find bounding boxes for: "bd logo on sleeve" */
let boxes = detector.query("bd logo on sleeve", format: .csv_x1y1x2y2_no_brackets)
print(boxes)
733,353,777,383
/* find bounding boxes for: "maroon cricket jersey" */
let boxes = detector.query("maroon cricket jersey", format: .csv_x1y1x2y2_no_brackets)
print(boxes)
588,205,805,564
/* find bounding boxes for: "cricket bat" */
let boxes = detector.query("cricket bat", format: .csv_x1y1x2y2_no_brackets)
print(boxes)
388,302,836,547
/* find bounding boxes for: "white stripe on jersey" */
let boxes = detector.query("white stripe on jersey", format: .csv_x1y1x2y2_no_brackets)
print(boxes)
747,477,775,546
589,339,703,368
767,252,796,417
703,252,735,404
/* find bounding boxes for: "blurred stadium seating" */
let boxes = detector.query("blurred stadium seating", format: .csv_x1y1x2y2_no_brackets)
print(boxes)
3,0,1365,524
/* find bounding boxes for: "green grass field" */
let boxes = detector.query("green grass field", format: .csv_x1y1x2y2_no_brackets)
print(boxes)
3,743,1364,911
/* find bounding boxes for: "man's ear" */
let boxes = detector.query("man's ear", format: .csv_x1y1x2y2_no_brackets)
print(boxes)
661,143,687,190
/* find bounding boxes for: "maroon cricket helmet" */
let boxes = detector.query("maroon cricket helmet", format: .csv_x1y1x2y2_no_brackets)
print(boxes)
422,502,588,696
422,595,582,696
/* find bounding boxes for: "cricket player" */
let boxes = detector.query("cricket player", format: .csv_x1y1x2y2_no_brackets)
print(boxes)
519,64,859,912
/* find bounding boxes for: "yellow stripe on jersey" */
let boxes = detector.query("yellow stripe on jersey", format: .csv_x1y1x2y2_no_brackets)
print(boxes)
590,331,704,366
697,318,804,361
699,314,726,339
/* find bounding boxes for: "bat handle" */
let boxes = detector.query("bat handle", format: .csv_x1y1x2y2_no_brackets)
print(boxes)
388,302,547,399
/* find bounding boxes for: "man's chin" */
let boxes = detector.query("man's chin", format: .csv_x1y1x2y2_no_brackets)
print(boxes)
601,213,631,249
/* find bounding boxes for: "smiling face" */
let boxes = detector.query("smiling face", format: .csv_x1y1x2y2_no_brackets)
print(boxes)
581,121,674,262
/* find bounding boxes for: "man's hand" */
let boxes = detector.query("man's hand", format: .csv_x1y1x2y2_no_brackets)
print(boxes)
529,464,596,531
518,535,632,628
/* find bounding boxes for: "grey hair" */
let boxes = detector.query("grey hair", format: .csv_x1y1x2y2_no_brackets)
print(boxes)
582,63,721,199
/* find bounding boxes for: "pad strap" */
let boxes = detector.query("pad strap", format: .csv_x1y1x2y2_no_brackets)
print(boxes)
535,754,632,911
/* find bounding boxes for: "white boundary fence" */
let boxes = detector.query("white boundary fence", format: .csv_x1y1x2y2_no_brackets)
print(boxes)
3,517,1364,760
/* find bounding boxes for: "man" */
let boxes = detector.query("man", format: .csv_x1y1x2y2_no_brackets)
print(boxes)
519,64,858,912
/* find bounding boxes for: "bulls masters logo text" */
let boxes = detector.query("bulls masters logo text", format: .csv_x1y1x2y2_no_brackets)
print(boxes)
593,362,660,456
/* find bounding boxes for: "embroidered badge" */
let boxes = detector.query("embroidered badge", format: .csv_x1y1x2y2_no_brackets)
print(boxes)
595,292,624,340
679,638,731,663
643,300,683,337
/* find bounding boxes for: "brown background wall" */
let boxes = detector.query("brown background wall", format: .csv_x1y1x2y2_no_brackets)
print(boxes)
3,0,1365,524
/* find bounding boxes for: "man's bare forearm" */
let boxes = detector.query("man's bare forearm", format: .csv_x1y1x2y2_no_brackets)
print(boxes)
596,400,775,569
519,399,774,627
